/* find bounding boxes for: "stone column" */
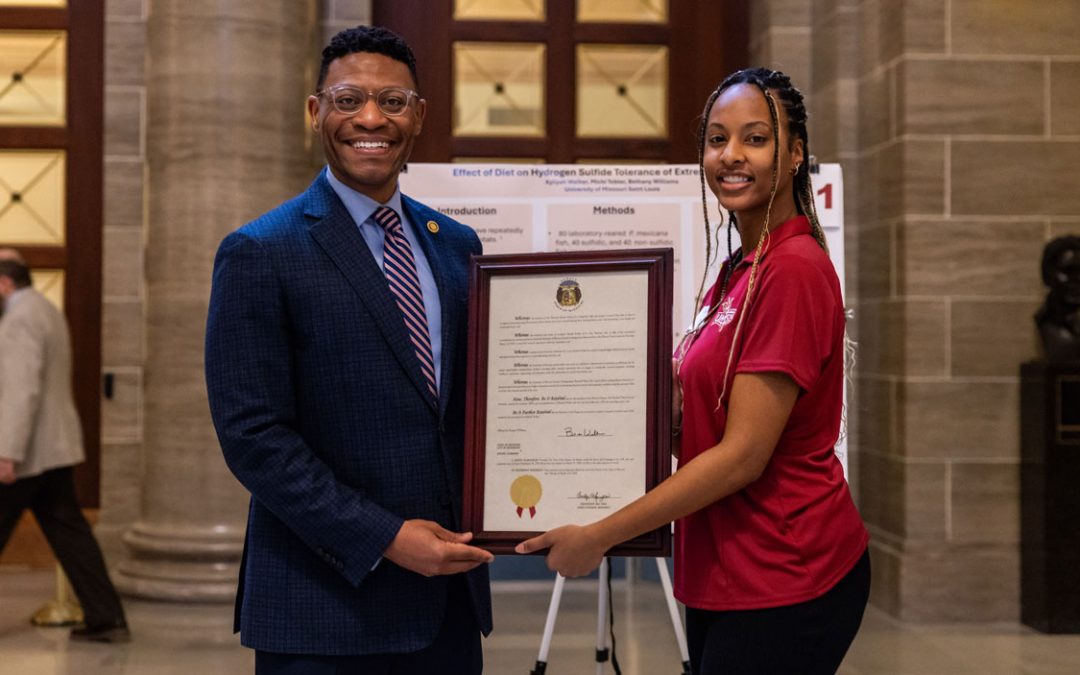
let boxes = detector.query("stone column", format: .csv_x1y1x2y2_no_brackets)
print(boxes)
848,0,1073,622
115,0,317,601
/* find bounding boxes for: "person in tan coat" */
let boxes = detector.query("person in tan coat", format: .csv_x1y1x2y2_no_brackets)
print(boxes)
0,249,128,642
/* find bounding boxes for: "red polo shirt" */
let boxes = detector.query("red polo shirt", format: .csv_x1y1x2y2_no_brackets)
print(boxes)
674,215,868,611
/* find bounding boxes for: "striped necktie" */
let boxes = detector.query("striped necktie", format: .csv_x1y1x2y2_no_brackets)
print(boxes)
373,206,438,401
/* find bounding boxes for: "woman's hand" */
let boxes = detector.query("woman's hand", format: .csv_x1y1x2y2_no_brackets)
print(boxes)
515,525,608,578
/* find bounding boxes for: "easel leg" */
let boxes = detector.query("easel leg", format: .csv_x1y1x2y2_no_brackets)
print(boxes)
595,557,610,675
531,573,566,675
655,557,691,675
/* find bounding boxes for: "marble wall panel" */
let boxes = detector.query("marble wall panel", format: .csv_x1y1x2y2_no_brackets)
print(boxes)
950,462,1020,545
328,0,371,23
855,375,895,456
762,28,813,98
107,0,145,18
99,0,147,576
323,0,372,45
97,441,143,528
101,369,142,441
874,2,900,62
104,87,144,158
904,461,947,542
749,0,768,34
900,300,948,377
1050,61,1080,136
106,19,145,87
856,0,881,76
952,141,1080,217
751,0,811,31
834,77,859,156
896,220,1045,297
880,0,945,62
1048,221,1080,240
879,140,945,220
898,59,1044,136
855,222,890,299
857,67,890,149
811,5,859,88
852,299,893,377
858,449,903,537
898,381,1019,460
868,540,901,616
952,0,1080,56
103,158,144,230
857,299,947,377
841,154,863,290
854,148,881,227
899,543,1019,621
810,0,834,25
102,299,144,367
103,227,143,298
816,5,859,82
951,300,1041,377
811,81,839,159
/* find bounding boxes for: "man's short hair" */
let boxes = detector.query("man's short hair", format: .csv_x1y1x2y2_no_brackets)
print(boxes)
317,25,419,90
0,259,31,288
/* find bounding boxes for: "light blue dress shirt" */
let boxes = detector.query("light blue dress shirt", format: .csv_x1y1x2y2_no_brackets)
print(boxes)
325,168,443,392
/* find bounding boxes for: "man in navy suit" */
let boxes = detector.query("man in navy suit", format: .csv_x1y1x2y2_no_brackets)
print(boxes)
205,25,493,674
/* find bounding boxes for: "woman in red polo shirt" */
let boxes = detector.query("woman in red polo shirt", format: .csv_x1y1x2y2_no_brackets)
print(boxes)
517,68,870,674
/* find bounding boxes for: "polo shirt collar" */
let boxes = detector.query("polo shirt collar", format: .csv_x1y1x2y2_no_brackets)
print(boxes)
729,215,812,267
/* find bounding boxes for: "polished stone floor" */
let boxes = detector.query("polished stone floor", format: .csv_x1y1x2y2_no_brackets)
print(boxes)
3,568,1080,674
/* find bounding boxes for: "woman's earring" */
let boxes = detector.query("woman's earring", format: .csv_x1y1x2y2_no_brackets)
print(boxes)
790,164,800,176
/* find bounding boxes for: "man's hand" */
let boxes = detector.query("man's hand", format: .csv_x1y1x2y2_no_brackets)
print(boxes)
384,519,494,577
0,459,16,485
514,524,607,578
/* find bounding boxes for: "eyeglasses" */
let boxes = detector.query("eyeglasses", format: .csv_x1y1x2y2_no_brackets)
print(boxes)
314,85,419,117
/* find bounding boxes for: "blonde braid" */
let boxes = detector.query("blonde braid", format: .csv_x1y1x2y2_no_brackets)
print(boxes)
715,86,783,405
800,176,830,254
691,87,723,324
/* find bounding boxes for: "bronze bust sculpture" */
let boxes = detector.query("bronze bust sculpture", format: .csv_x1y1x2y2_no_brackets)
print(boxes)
1036,236,1080,362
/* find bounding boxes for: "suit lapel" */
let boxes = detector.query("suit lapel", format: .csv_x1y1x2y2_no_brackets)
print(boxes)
304,177,438,413
402,196,456,418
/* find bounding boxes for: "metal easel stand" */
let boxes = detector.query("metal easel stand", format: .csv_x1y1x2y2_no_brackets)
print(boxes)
530,557,690,675
31,563,84,627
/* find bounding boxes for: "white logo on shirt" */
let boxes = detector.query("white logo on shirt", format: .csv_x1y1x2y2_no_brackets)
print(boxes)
712,297,736,330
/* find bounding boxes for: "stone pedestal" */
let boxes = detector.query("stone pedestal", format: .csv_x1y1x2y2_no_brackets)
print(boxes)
1021,360,1080,632
114,0,317,601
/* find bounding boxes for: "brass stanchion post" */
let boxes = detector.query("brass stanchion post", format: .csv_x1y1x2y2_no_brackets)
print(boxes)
30,563,83,626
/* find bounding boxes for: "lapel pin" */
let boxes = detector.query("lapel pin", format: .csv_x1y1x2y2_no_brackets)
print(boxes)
426,220,440,234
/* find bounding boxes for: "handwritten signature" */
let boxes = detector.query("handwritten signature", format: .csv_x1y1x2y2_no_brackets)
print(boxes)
576,491,611,503
562,426,610,438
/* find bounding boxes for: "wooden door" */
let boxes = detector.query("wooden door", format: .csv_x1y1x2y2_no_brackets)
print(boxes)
374,0,749,164
0,1,104,516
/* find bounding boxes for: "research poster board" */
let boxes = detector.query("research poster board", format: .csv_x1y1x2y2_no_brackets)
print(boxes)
400,163,849,473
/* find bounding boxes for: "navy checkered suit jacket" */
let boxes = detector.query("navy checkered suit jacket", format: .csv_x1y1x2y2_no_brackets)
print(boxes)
205,173,491,655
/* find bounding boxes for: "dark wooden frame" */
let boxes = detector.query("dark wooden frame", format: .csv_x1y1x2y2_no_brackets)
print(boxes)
462,248,673,555
0,3,104,506
374,0,749,164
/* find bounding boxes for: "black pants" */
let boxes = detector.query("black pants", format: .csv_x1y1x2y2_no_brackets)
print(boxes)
255,575,483,675
686,549,870,675
0,466,127,628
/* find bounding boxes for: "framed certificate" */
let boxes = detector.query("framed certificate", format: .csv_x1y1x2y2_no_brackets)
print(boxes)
462,249,673,556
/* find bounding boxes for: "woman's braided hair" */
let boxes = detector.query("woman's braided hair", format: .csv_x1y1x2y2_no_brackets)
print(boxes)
681,68,828,403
